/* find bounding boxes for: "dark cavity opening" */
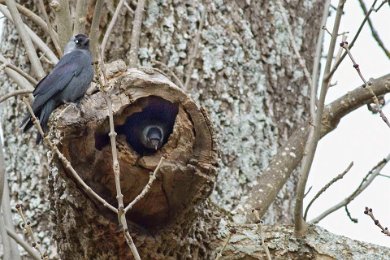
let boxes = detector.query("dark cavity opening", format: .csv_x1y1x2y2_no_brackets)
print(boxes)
95,96,179,155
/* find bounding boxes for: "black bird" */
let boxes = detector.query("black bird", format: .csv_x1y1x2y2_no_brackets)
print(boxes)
21,34,94,143
116,97,179,155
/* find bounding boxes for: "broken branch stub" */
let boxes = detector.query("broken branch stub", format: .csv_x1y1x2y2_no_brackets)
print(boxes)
52,66,217,229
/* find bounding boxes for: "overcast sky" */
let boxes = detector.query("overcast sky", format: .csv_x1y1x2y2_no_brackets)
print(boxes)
307,0,390,247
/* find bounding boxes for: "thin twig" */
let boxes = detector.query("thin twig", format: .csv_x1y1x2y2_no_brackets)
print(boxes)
311,0,331,107
357,0,389,59
310,154,390,224
0,53,38,85
37,0,62,56
124,157,164,213
4,0,45,78
128,0,146,67
184,5,206,90
22,98,118,214
364,207,390,236
294,0,346,237
6,227,40,260
215,231,233,260
0,89,32,103
98,54,140,259
304,162,353,220
15,204,46,259
1,182,21,260
102,94,141,260
340,41,390,128
326,0,382,81
74,0,87,34
344,205,358,223
100,0,126,60
252,210,271,260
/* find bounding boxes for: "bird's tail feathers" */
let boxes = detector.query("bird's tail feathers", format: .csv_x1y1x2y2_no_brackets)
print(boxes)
20,114,33,132
35,100,56,144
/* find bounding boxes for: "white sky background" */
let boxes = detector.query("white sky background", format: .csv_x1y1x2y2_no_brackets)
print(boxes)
0,0,388,249
307,0,390,247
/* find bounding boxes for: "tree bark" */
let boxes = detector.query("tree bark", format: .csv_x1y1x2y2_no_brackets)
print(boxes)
1,0,389,259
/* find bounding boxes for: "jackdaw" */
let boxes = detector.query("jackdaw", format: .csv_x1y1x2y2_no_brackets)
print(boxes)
115,97,179,155
21,34,94,143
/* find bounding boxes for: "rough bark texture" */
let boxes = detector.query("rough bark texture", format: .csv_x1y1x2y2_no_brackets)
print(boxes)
2,0,389,260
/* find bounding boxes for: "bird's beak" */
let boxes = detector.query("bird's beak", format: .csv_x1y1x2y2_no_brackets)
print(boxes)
150,139,160,150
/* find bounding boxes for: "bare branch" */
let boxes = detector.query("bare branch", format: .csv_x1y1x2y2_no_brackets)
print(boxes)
340,40,390,127
124,157,164,213
128,0,146,67
15,204,47,258
0,89,31,103
100,0,126,61
4,0,45,78
184,5,206,90
294,0,346,236
304,162,353,220
1,179,21,259
74,0,87,34
37,0,62,56
240,72,390,224
326,0,382,81
357,0,390,59
364,207,390,236
6,227,40,260
49,0,72,49
0,0,54,37
310,154,390,224
0,53,38,85
0,5,59,64
89,0,104,60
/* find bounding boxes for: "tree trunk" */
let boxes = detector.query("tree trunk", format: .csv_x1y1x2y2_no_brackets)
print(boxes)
1,0,389,259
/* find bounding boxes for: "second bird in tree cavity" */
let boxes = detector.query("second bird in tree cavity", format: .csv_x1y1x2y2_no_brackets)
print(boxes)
116,97,179,155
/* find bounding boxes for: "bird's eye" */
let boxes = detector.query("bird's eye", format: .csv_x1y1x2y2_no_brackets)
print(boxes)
74,39,79,44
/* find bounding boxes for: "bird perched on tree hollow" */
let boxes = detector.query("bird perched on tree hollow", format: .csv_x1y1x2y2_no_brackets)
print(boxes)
21,34,94,143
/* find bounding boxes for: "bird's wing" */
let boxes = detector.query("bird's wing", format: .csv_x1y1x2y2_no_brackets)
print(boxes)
32,50,87,110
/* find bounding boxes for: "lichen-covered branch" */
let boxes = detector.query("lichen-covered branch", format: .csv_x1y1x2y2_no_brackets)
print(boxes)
240,72,390,223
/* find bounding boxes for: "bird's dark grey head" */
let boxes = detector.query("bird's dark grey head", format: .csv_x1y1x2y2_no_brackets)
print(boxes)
74,34,90,49
143,125,164,151
64,34,90,54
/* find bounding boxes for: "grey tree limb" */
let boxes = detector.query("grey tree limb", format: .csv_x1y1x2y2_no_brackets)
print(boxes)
240,73,390,224
4,0,45,78
50,0,72,50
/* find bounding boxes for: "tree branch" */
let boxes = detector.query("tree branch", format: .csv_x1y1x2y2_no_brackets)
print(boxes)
240,72,390,223
4,0,45,78
37,0,62,56
0,4,59,64
89,0,104,60
304,162,353,220
294,0,346,236
309,155,390,224
73,0,87,34
100,0,126,61
49,0,72,50
128,0,146,67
